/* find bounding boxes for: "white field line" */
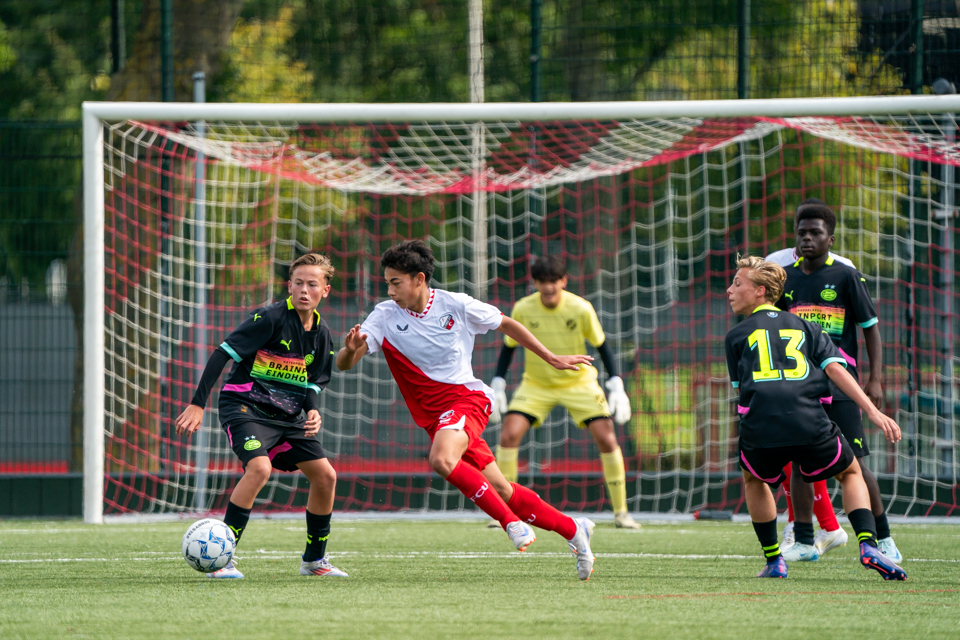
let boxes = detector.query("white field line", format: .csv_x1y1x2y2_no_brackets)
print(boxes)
1,550,957,564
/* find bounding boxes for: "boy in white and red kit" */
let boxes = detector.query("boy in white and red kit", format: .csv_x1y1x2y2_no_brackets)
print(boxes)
337,240,597,580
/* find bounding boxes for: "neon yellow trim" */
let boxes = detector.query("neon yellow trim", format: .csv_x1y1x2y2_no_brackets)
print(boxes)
286,297,294,310
751,304,780,314
826,256,835,265
793,257,803,267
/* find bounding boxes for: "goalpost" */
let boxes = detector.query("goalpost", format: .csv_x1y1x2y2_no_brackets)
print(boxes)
83,96,960,524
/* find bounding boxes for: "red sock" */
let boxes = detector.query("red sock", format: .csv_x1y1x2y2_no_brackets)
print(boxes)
446,461,519,528
813,480,840,531
783,463,794,522
506,483,577,540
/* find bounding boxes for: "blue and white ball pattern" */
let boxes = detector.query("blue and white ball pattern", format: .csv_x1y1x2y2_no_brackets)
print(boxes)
182,518,236,573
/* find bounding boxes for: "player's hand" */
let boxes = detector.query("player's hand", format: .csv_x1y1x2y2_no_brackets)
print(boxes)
489,377,509,423
343,324,368,352
175,404,204,438
864,378,883,410
304,410,322,437
869,409,901,444
548,354,593,371
604,376,632,425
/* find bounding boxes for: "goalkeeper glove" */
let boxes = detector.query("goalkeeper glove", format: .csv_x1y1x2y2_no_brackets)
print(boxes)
489,377,509,423
605,376,632,425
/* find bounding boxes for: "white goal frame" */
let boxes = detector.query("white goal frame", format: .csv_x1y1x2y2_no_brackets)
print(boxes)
82,95,960,523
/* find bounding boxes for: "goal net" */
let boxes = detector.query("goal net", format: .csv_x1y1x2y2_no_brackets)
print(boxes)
83,98,960,521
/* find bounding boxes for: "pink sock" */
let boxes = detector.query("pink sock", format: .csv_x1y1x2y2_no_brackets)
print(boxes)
446,461,519,528
507,483,577,540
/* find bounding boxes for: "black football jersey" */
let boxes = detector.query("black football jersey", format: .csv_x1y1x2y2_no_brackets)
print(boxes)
218,297,334,425
725,304,847,447
776,257,878,400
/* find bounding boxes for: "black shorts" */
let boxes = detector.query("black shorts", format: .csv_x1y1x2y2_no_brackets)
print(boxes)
220,418,325,472
825,399,869,457
739,425,856,487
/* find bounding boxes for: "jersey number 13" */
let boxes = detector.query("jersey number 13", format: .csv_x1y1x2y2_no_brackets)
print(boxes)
748,329,809,382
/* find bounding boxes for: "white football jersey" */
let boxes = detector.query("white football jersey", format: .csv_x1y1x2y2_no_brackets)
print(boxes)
360,288,503,426
765,248,856,270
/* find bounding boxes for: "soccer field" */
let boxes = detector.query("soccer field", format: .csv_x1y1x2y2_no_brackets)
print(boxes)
1,519,957,639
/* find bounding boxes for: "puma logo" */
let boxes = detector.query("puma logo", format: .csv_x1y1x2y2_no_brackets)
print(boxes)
854,438,863,448
253,313,262,321
784,291,793,301
280,339,292,350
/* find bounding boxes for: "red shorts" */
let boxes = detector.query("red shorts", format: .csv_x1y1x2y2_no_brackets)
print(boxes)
424,392,495,471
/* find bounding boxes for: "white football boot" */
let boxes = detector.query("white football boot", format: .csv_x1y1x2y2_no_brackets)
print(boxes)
781,521,795,552
877,537,903,564
782,542,820,562
614,511,641,529
814,527,848,557
505,521,537,552
300,557,348,577
206,558,244,579
567,517,596,581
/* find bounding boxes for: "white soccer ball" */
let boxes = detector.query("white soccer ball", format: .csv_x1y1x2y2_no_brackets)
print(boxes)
182,518,236,573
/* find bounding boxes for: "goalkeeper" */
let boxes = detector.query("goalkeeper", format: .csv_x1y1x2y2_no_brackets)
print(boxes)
489,256,638,529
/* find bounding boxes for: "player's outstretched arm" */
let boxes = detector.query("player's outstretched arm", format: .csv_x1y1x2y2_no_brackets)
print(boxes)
824,362,901,443
497,316,592,371
336,324,369,371
176,347,232,438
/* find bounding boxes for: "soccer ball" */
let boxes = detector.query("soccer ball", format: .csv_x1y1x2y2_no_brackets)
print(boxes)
182,518,236,573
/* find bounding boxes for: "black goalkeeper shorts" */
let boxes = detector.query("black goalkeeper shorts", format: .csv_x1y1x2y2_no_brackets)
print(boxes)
739,424,855,488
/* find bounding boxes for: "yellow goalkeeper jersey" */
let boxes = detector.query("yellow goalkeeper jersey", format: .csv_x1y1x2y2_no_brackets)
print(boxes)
504,290,605,388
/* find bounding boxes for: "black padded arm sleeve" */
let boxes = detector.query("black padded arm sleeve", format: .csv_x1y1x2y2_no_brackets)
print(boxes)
190,347,233,408
493,344,516,379
596,341,619,378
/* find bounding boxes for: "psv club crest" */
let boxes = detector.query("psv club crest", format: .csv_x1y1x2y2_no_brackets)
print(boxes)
438,313,455,330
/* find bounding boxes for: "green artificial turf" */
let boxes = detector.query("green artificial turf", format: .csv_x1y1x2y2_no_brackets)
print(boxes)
0,518,957,639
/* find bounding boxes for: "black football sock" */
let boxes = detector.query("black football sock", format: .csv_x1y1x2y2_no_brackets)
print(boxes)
847,508,878,548
752,518,781,562
303,510,332,562
875,512,891,540
223,501,252,547
794,521,814,546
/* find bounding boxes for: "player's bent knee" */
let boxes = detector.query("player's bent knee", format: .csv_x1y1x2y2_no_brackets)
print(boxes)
244,456,273,484
833,460,861,483
428,452,458,477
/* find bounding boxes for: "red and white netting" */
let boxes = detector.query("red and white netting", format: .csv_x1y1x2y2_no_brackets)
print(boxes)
98,109,960,517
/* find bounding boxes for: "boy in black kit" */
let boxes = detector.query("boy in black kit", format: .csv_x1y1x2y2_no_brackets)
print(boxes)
776,201,901,563
176,253,347,579
725,256,905,580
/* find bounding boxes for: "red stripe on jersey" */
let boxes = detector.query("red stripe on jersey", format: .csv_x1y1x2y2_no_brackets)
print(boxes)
381,338,487,427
